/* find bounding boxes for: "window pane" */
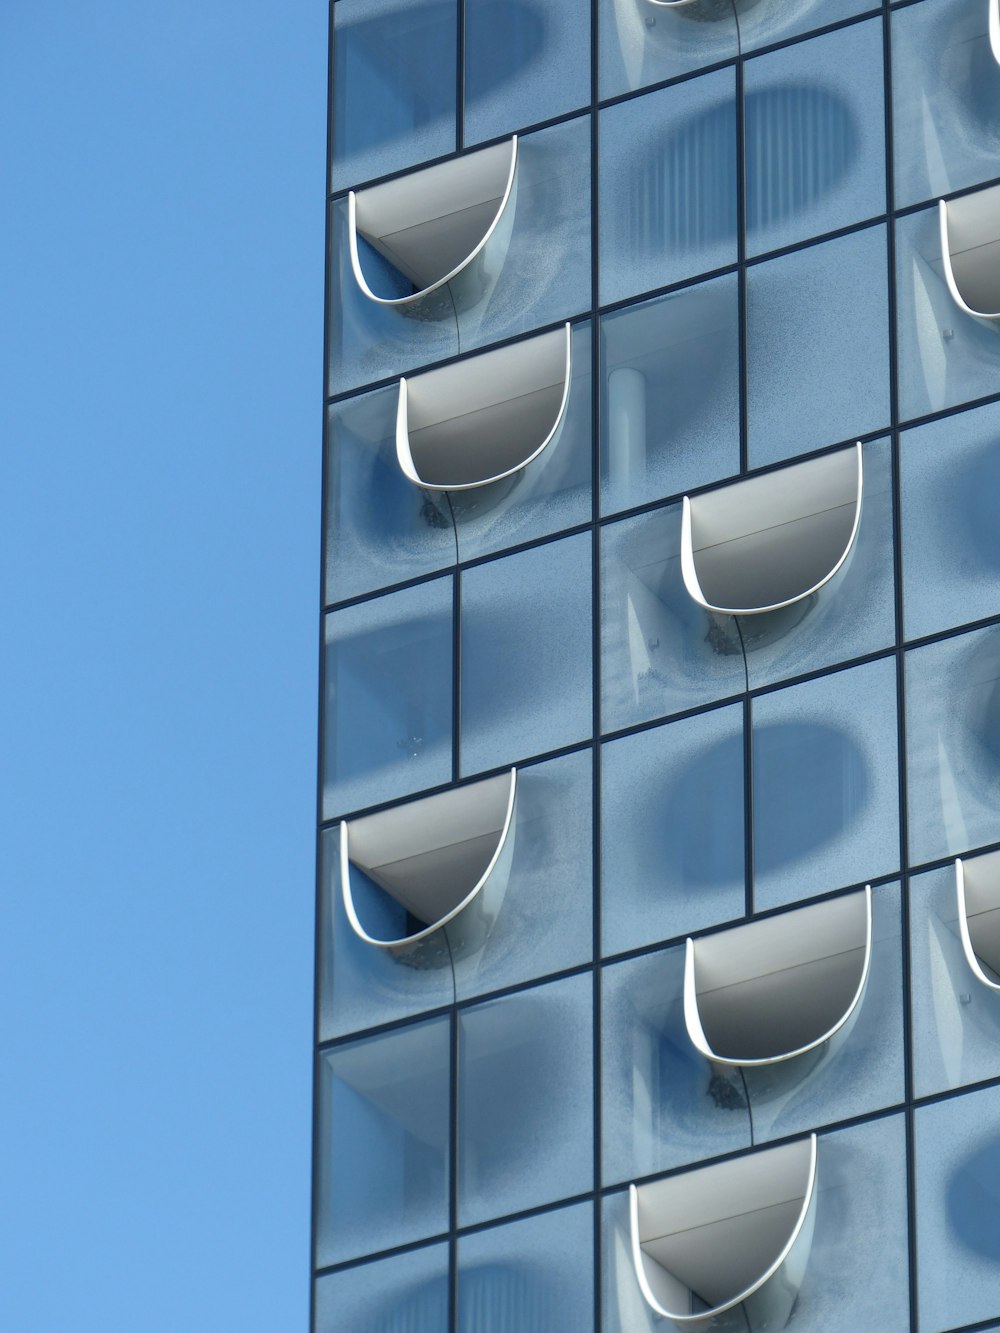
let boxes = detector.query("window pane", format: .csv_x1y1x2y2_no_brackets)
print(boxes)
599,0,739,101
599,70,737,306
600,273,740,518
315,1242,449,1332
323,578,453,819
332,0,457,191
458,972,593,1226
752,656,900,911
600,704,745,957
316,1017,451,1266
460,533,593,774
746,225,890,469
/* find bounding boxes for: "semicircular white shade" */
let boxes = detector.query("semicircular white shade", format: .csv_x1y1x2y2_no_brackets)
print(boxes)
684,887,873,1066
956,851,1000,990
341,769,517,964
991,0,1000,66
395,325,572,490
939,185,1000,322
629,1135,819,1327
681,442,864,616
348,138,518,315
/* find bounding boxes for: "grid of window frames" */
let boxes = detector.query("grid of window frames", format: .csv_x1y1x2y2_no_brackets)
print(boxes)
314,0,1000,1329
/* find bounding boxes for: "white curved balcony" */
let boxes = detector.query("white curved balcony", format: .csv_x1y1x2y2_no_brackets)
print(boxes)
684,887,873,1069
340,769,517,966
681,442,864,617
396,325,572,490
939,184,1000,323
348,138,518,319
956,851,1000,991
630,1135,818,1327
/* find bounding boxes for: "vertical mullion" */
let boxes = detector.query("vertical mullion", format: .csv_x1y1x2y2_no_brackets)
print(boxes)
591,0,602,1321
449,1008,460,1333
735,12,749,477
452,569,462,785
456,0,465,151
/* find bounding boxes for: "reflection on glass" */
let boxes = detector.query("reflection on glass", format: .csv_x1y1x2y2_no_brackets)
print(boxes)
600,273,740,517
600,704,745,957
316,1017,451,1266
464,0,590,145
915,1084,1000,1332
906,625,1000,866
331,0,456,191
599,0,739,100
323,577,453,819
599,68,737,306
752,656,900,910
458,974,593,1226
315,1242,449,1333
457,1202,594,1333
746,225,890,468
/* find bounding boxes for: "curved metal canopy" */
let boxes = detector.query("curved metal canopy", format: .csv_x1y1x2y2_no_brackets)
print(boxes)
956,851,1000,991
630,1135,819,1326
681,442,864,616
939,185,1000,323
396,325,572,490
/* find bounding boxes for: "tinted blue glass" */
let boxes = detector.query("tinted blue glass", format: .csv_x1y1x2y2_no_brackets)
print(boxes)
599,69,737,306
332,0,457,191
458,972,593,1226
752,656,900,910
738,0,879,53
457,1202,594,1333
464,0,590,146
746,225,891,468
905,624,1000,867
315,1242,449,1333
915,1084,1000,1332
600,704,745,957
600,502,747,732
323,577,452,819
460,533,592,775
901,398,1000,641
744,18,885,256
892,0,1000,209
895,203,1000,423
600,273,740,517
325,387,455,605
909,862,1000,1099
316,1016,451,1265
599,0,739,100
744,439,896,691
453,322,593,566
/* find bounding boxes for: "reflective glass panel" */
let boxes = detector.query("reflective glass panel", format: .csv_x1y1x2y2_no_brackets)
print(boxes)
458,972,593,1226
460,533,593,775
892,0,1000,210
323,577,453,819
599,0,739,101
600,272,740,517
744,17,886,257
901,397,1000,641
737,0,878,54
316,1016,451,1266
600,703,746,957
599,68,737,307
752,656,900,911
315,1242,449,1332
331,0,457,191
905,624,1000,867
457,1202,594,1333
915,1084,1000,1332
746,225,891,469
464,0,590,146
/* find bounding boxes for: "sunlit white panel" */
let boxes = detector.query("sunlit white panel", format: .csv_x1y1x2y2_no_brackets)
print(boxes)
939,184,1000,322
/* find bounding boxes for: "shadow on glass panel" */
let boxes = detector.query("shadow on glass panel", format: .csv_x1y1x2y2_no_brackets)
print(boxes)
664,730,745,888
950,439,1000,574
753,721,869,876
961,632,1000,780
947,1137,1000,1260
464,0,550,99
348,1262,562,1333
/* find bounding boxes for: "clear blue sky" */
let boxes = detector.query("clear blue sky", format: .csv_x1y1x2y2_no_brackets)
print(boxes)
0,4,323,1328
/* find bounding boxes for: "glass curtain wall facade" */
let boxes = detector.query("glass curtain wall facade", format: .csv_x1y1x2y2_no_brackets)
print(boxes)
313,1,1000,1329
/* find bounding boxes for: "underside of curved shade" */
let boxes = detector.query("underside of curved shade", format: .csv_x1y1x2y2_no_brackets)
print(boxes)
341,769,517,964
396,325,572,490
991,0,1000,66
630,1135,818,1327
939,186,1000,322
684,887,872,1066
681,442,864,616
646,0,760,12
348,138,518,313
956,852,1000,990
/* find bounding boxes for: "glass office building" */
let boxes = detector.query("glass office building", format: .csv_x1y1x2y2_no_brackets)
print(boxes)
313,1,1000,1328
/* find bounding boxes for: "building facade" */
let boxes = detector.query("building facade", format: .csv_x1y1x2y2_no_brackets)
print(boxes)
313,1,1000,1329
